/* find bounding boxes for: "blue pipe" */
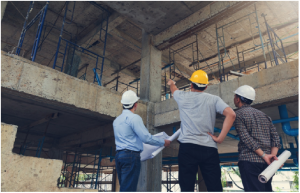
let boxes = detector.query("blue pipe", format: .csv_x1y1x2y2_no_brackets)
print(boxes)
272,117,298,124
172,127,176,134
278,105,298,136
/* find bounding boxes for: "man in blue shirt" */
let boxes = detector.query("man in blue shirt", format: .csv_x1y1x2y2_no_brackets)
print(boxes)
113,90,171,191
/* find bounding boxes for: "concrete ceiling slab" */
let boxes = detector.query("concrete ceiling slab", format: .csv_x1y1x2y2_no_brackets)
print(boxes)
102,1,213,35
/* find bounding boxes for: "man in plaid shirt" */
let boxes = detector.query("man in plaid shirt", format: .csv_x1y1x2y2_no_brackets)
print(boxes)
233,85,281,191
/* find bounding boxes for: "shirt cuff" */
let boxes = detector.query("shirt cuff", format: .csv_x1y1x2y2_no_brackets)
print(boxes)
251,144,260,152
271,142,282,149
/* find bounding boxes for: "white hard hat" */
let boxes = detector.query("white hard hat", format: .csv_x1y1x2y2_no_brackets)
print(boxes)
121,90,140,108
234,85,255,101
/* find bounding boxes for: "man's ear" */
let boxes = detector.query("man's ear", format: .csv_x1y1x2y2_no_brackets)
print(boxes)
190,83,193,89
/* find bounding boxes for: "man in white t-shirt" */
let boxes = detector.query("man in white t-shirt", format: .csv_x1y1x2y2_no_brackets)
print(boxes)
167,70,236,192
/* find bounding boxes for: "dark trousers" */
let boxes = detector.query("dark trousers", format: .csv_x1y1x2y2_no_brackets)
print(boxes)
239,161,273,192
178,143,223,192
115,150,141,192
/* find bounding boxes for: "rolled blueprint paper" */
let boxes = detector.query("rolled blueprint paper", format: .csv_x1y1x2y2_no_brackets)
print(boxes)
151,129,181,158
140,132,170,161
258,150,291,183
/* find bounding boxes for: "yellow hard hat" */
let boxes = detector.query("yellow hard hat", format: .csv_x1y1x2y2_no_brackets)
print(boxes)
189,70,209,85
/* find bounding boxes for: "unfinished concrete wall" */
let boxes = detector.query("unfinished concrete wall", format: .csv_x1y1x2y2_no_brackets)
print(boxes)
155,60,298,127
1,51,147,123
1,122,97,192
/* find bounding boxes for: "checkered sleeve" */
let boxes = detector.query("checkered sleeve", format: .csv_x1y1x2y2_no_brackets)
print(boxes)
235,115,260,152
268,116,282,149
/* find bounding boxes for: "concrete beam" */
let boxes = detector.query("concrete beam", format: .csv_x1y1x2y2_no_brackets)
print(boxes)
154,59,298,127
77,13,125,47
197,19,298,64
1,51,148,124
154,1,255,50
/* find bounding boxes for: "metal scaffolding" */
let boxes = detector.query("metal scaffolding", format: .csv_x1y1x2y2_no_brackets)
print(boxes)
215,4,266,82
262,14,288,66
162,165,180,192
52,1,110,86
15,1,49,61
58,147,116,190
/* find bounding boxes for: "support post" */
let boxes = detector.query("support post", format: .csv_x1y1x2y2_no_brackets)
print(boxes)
137,29,162,191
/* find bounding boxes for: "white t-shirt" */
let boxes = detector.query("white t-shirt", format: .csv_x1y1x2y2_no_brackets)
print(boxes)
173,90,229,149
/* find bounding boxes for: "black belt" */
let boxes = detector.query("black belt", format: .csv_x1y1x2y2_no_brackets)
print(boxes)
116,149,141,153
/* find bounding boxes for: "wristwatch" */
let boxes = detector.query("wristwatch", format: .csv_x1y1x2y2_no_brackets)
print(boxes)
261,152,266,158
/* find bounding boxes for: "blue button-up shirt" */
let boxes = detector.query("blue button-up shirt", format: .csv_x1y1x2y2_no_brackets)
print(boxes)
113,110,165,151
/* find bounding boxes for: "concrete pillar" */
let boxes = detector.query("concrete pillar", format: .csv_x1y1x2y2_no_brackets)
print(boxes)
139,29,162,102
1,1,8,20
198,166,208,191
137,29,162,191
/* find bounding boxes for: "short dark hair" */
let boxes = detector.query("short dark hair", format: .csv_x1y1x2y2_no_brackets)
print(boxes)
191,83,207,91
236,94,253,105
122,102,137,110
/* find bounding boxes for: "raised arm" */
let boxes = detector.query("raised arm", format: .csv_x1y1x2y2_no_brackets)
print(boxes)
167,79,178,95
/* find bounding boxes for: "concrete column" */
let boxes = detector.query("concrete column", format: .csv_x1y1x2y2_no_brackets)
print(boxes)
137,29,162,191
1,1,8,21
139,29,162,102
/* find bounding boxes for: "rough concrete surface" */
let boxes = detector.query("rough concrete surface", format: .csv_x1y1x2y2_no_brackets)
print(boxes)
1,51,147,123
154,1,240,46
154,60,299,127
1,122,97,192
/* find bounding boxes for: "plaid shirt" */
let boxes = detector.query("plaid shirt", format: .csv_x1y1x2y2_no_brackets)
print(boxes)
234,104,281,163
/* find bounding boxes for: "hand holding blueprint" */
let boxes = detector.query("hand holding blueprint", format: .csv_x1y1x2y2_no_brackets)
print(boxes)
140,129,181,161
258,150,291,183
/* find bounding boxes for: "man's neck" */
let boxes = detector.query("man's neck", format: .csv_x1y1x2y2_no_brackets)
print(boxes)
191,88,204,93
130,108,135,113
238,103,248,108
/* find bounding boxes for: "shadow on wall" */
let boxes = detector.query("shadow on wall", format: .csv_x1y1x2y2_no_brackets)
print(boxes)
1,122,97,192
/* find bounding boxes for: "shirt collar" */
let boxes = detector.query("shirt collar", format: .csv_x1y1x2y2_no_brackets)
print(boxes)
122,109,134,114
